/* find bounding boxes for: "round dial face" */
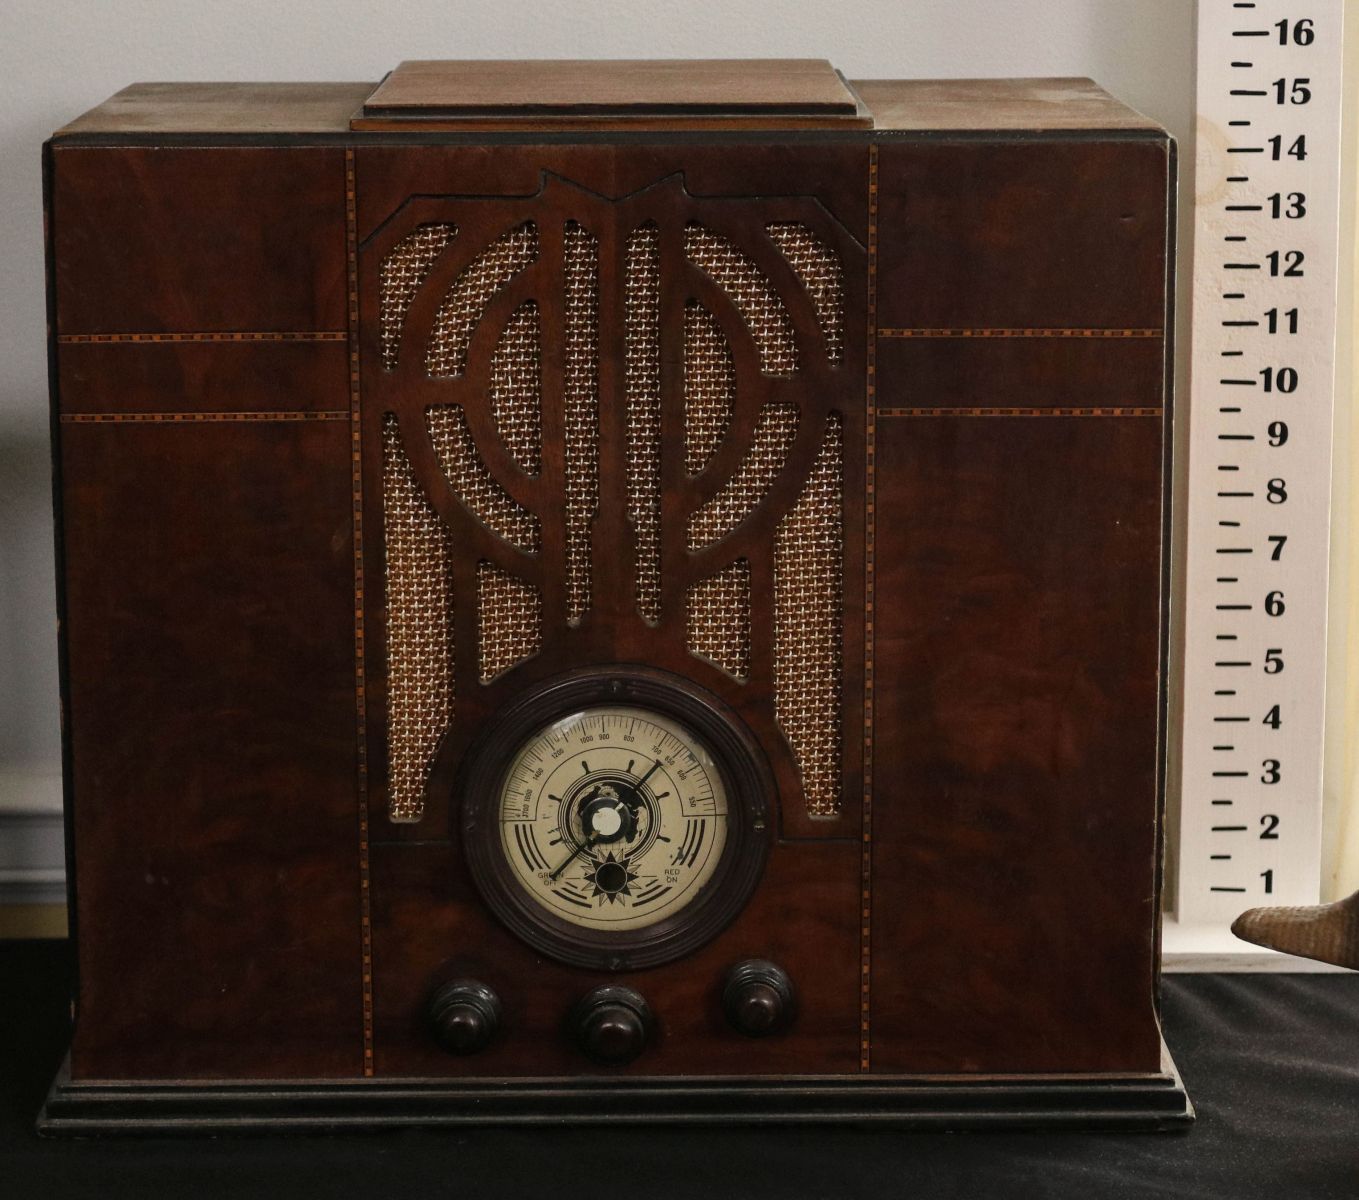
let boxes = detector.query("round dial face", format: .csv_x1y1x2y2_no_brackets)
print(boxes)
497,706,730,932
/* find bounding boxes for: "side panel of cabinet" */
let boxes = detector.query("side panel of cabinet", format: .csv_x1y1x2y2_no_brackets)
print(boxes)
868,137,1172,1073
50,147,363,1079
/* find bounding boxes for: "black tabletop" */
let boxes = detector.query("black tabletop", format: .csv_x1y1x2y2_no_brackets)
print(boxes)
5,939,1358,1198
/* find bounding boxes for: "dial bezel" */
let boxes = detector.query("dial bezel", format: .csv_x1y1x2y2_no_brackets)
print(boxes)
459,667,773,970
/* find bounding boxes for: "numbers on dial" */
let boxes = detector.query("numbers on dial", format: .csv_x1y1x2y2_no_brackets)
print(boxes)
497,707,730,932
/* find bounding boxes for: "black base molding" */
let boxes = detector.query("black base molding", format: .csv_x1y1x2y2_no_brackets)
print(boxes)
39,1042,1193,1135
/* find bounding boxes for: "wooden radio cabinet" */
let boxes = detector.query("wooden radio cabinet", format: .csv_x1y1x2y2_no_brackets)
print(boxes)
39,60,1187,1131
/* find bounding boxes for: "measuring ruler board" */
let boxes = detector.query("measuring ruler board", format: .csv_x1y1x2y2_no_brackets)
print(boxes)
1177,0,1346,925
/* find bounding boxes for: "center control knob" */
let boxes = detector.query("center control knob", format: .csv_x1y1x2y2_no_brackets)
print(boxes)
570,985,654,1065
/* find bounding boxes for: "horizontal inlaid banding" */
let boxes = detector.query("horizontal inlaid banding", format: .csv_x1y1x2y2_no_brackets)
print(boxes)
879,406,1162,418
57,331,348,344
60,411,349,423
879,328,1162,339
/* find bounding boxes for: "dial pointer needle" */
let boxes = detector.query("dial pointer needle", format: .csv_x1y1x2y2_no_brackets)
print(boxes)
619,759,661,814
548,834,598,882
548,783,604,882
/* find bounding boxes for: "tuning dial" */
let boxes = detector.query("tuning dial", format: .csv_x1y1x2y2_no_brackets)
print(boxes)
722,960,795,1037
570,985,654,1065
428,979,502,1055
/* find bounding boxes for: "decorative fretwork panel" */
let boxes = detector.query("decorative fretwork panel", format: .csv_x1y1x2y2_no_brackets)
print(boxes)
365,172,861,824
685,223,797,376
427,222,538,378
683,301,736,476
427,403,540,551
767,223,846,366
688,403,800,549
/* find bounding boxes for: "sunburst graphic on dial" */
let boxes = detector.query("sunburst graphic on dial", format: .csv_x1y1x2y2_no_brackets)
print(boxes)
583,852,639,905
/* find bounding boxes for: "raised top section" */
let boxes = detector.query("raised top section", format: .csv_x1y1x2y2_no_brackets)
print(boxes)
361,59,861,121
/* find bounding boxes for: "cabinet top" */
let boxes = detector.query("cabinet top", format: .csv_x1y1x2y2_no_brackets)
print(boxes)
50,68,1165,140
361,59,862,122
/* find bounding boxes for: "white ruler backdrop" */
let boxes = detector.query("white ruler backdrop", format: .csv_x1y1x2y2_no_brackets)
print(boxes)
1178,0,1346,926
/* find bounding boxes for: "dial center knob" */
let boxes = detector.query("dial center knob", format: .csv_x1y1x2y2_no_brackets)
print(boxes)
590,805,623,838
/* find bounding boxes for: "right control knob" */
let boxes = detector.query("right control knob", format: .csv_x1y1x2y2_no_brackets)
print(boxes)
722,959,795,1037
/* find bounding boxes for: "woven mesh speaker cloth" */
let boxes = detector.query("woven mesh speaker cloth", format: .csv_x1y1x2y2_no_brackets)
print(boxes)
775,414,844,816
381,415,455,821
687,558,752,680
427,222,539,378
624,224,662,623
477,561,543,681
427,404,539,552
428,402,543,682
564,221,600,624
491,302,543,475
766,223,846,366
380,223,457,371
684,301,736,475
685,224,797,376
688,403,800,549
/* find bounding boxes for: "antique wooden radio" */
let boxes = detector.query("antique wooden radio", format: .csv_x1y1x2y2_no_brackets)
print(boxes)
40,60,1188,1131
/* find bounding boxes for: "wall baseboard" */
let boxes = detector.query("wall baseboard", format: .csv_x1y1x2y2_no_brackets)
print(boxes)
0,767,65,907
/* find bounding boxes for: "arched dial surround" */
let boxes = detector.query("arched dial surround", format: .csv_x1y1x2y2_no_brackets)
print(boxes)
460,668,771,970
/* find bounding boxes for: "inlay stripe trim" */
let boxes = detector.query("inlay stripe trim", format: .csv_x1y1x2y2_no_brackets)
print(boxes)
57,331,348,344
879,327,1163,339
345,148,375,1080
59,411,349,423
879,406,1163,418
861,146,878,1075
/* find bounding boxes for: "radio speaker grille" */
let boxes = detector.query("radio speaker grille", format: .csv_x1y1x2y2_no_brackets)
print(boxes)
564,222,600,625
380,223,457,371
381,414,455,821
376,199,847,821
625,224,662,623
685,224,796,376
688,403,799,550
767,223,846,366
427,404,539,551
687,558,752,681
428,222,539,378
775,414,844,815
492,302,543,476
684,301,736,476
477,561,544,682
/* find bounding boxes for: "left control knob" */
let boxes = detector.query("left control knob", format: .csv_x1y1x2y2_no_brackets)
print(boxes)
428,979,502,1056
